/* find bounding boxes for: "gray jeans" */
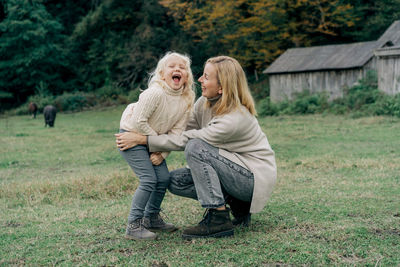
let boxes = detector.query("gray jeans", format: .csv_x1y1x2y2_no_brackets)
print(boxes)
169,139,254,209
119,132,170,223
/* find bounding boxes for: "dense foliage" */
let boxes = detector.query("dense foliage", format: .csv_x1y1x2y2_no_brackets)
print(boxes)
1,0,400,111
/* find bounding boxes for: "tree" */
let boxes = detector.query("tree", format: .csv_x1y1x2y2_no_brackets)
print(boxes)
43,0,92,35
0,0,69,109
68,0,193,92
161,0,356,72
340,0,400,42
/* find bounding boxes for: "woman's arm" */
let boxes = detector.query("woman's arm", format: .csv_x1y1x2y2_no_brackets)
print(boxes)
115,131,147,151
147,111,239,152
116,101,192,152
116,109,243,152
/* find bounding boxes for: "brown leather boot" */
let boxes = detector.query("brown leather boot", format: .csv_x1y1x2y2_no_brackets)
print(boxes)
125,218,157,240
182,208,234,240
142,213,178,232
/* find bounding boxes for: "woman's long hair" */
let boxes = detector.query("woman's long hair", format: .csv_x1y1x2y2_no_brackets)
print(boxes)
148,52,195,109
206,56,256,116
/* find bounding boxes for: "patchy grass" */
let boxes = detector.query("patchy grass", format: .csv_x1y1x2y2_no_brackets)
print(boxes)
1,108,399,266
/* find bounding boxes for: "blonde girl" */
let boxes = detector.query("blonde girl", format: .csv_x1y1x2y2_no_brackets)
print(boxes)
118,52,195,240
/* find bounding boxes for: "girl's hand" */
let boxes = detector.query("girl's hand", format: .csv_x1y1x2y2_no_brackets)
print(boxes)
115,131,146,151
150,152,164,165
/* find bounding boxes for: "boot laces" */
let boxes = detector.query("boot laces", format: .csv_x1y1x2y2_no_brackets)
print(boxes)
198,209,211,226
152,211,169,224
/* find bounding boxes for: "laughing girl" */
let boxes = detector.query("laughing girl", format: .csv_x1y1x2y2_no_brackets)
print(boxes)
118,52,195,240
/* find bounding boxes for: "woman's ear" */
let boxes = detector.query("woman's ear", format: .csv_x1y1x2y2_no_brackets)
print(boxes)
218,86,222,95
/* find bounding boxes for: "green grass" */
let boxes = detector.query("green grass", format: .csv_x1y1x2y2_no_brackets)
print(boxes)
1,107,399,266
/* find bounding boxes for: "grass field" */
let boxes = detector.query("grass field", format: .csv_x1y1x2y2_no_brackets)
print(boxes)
1,106,399,266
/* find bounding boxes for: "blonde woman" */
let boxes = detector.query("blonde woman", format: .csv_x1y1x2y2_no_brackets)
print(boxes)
118,52,195,240
116,56,276,239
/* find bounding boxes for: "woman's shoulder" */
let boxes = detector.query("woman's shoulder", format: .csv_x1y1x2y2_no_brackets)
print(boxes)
194,96,207,106
221,105,253,119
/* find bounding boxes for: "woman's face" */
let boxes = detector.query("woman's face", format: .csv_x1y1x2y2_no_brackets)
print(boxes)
198,63,222,99
162,56,188,90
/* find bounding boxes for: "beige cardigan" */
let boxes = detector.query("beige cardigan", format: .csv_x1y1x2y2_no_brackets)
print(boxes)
120,82,191,158
148,96,277,213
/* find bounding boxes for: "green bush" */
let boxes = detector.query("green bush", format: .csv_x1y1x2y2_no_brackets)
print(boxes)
8,87,142,116
284,90,328,114
371,94,400,117
95,85,124,100
257,91,328,116
258,71,400,117
54,92,89,112
257,97,279,116
12,94,55,115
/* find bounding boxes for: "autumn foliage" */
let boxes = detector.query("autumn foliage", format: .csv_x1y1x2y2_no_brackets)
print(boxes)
160,0,355,70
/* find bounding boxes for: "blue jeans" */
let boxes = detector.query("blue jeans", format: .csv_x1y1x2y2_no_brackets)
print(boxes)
168,139,254,209
119,142,171,223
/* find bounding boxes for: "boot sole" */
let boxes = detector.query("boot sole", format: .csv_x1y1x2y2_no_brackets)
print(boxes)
124,235,157,240
147,227,179,233
182,229,234,240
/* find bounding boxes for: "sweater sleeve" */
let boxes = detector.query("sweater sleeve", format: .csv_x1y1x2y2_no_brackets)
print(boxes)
148,112,239,152
131,88,161,136
159,106,191,159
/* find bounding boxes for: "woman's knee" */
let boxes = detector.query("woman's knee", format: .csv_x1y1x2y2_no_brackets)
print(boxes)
168,168,198,199
184,138,205,159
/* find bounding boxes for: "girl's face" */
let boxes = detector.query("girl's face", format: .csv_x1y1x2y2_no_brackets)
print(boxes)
198,63,222,99
162,56,189,90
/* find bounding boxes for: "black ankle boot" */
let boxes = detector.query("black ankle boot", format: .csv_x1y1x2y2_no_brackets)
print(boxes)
225,195,251,227
182,208,234,240
232,213,251,227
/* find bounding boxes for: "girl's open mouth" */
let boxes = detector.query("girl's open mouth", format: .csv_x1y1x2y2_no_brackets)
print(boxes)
172,74,181,83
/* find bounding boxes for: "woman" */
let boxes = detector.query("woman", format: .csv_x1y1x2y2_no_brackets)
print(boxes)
116,56,277,239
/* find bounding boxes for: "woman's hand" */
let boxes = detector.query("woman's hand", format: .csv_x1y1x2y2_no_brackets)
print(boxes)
150,152,164,165
115,131,147,151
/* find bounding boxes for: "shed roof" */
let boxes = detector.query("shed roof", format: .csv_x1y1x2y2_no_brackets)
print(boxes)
264,20,400,74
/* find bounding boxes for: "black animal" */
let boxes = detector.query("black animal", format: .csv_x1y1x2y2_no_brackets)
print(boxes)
28,102,38,119
43,105,57,127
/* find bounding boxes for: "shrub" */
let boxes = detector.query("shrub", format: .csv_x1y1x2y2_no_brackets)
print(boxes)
12,94,55,115
257,71,400,117
371,94,400,117
257,97,278,116
54,92,89,112
95,84,124,100
285,90,328,114
7,85,142,115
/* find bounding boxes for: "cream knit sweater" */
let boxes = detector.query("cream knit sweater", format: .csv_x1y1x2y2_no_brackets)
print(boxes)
120,81,191,158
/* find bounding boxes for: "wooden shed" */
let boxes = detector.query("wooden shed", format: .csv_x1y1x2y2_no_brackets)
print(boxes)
263,21,400,102
375,46,400,95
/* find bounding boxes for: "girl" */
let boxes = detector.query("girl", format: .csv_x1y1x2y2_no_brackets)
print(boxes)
116,56,277,240
118,52,195,240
